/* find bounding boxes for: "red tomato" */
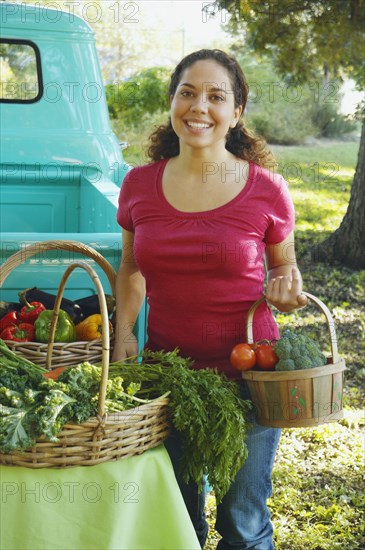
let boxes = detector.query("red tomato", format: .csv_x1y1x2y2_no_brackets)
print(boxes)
255,344,278,371
230,344,256,371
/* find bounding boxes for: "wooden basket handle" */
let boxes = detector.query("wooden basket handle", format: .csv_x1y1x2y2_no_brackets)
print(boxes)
47,261,110,418
0,239,116,295
246,291,339,363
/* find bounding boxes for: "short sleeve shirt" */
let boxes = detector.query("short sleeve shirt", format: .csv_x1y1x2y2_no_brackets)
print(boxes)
117,159,295,379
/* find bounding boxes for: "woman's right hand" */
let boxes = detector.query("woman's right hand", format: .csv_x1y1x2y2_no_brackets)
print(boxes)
111,330,138,362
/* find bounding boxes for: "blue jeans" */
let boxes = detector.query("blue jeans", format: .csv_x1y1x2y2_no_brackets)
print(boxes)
164,383,281,550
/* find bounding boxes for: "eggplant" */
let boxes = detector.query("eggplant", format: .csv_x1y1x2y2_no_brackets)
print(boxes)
74,294,116,318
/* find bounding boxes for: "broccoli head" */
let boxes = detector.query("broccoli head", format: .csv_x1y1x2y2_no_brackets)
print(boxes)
273,336,292,359
276,359,296,371
274,330,326,371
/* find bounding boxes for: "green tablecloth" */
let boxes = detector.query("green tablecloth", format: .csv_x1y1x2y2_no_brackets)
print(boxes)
0,445,200,550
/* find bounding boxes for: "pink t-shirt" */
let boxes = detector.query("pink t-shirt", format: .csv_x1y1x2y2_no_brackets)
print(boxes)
117,158,295,379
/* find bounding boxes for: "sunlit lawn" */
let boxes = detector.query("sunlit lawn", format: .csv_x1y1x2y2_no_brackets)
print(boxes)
271,142,356,232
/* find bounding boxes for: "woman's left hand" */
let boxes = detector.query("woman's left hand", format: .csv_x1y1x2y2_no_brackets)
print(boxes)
266,266,308,312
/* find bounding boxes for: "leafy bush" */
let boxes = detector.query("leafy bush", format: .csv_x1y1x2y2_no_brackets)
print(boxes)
248,105,317,145
311,100,358,137
236,52,357,144
234,52,316,144
106,67,170,126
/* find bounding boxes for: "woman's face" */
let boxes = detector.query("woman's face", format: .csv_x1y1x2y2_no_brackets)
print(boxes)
170,59,242,153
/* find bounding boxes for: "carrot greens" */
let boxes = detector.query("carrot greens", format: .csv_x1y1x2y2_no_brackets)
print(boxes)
109,348,252,502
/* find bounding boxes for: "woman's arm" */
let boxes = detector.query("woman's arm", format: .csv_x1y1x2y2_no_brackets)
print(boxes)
265,231,308,312
112,229,146,360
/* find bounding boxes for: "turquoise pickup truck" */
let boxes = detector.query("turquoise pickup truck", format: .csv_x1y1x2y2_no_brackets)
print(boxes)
0,2,146,346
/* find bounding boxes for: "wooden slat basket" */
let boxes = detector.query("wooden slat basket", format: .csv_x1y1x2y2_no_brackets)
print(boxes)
241,292,346,428
0,240,116,367
0,260,170,468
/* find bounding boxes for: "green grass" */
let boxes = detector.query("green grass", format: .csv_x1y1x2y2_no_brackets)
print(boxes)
117,123,364,549
271,142,357,233
206,416,365,550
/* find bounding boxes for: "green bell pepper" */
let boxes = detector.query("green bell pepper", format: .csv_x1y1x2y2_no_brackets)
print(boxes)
34,309,76,343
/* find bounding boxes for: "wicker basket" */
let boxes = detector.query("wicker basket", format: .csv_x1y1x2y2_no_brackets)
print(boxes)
0,240,116,367
0,260,170,468
241,292,346,428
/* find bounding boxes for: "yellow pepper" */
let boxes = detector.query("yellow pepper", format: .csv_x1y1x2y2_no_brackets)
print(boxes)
75,314,113,341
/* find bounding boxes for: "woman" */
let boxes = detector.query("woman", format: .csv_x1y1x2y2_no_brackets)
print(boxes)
113,49,307,550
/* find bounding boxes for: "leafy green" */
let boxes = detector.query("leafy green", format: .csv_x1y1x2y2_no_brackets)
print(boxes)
0,350,148,452
56,362,144,422
56,363,101,422
33,389,75,442
0,405,34,452
0,341,74,451
0,385,74,452
0,338,47,391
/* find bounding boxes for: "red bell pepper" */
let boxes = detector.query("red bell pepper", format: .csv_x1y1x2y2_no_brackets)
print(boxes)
0,311,19,332
19,300,46,324
0,323,35,342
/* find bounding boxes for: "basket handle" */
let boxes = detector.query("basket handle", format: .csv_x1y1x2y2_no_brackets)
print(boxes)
0,240,116,295
246,291,339,363
47,261,110,418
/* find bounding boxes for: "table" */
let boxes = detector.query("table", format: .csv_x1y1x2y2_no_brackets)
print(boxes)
0,445,200,550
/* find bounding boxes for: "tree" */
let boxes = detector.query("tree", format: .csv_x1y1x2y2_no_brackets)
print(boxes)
106,67,170,124
212,0,365,268
18,0,176,82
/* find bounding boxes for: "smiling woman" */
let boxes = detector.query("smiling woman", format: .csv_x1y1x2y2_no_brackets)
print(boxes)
113,48,307,549
148,49,274,166
163,59,245,212
169,60,242,154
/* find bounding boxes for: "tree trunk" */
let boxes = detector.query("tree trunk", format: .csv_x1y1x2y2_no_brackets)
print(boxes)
312,117,365,269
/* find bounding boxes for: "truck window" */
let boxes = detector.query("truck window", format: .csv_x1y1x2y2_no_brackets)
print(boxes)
0,39,43,103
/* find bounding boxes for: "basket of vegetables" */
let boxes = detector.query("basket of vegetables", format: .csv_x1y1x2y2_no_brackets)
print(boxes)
0,240,116,368
234,292,346,428
0,260,170,468
0,260,252,499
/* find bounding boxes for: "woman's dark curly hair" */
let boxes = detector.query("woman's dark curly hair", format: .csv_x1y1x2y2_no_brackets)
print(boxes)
147,49,275,167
